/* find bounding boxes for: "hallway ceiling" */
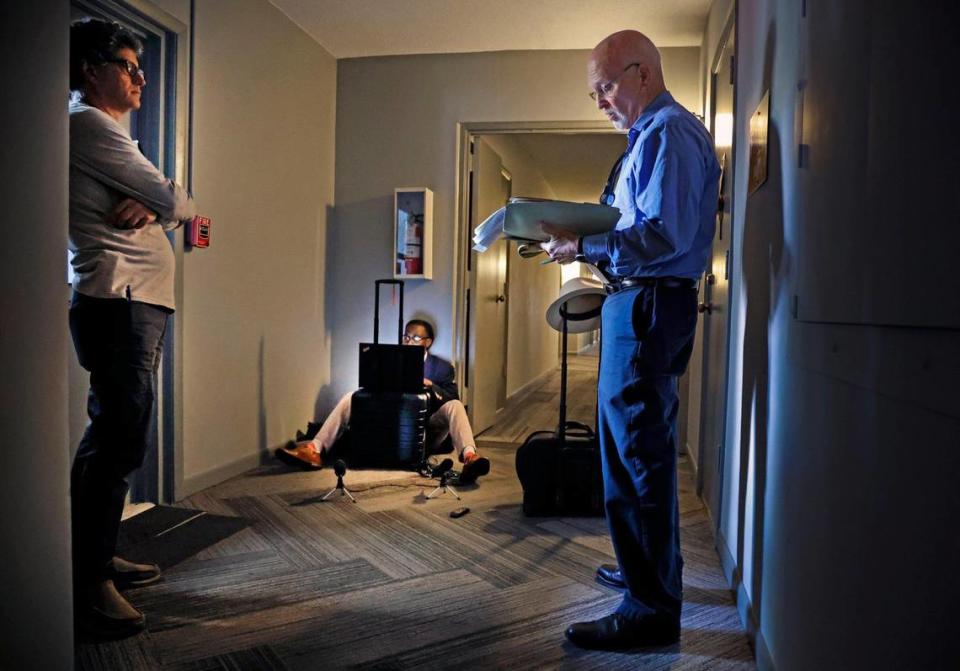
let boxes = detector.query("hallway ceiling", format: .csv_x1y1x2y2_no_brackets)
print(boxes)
267,0,712,58
508,133,626,204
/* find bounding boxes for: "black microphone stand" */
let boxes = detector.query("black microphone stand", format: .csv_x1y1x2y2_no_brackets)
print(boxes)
322,459,357,503
426,468,460,500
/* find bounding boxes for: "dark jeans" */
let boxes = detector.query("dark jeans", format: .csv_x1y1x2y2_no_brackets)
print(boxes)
598,283,698,623
69,292,170,585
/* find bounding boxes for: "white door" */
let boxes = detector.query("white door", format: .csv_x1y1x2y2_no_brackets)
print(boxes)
698,30,736,524
466,138,509,434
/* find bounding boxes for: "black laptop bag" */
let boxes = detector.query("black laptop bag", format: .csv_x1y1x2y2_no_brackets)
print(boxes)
345,279,428,469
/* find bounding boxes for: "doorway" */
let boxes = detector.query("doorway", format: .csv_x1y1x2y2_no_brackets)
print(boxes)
466,137,511,434
454,123,621,436
68,0,190,503
694,18,737,529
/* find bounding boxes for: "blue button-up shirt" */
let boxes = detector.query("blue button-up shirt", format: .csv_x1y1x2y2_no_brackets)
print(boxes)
582,91,720,280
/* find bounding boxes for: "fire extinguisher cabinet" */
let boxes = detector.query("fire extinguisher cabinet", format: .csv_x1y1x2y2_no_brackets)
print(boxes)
393,187,433,280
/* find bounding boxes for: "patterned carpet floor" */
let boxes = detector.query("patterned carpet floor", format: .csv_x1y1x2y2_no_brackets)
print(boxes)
76,448,753,670
76,359,754,669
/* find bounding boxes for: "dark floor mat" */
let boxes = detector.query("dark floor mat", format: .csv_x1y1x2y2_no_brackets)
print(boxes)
116,505,249,570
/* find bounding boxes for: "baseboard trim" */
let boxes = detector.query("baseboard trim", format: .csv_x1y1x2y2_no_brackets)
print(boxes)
179,450,265,500
576,340,599,355
505,365,555,406
716,527,739,587
715,528,776,671
755,628,775,671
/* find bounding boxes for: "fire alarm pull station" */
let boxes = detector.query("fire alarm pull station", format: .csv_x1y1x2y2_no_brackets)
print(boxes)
187,215,211,248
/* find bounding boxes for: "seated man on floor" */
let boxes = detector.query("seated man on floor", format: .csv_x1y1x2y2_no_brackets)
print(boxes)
277,319,491,484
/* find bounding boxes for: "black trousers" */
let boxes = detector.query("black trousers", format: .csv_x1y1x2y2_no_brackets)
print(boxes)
69,292,170,584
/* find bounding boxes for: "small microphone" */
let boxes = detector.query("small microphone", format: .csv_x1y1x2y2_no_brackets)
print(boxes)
333,459,347,477
430,458,454,478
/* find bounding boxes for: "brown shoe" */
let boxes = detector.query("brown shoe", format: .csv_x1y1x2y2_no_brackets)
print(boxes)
76,579,146,640
109,556,162,589
275,441,323,470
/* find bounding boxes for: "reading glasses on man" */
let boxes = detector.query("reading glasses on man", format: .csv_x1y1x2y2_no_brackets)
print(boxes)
106,57,144,81
588,62,640,101
402,333,429,344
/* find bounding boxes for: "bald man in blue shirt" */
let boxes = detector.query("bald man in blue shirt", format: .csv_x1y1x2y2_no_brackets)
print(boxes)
542,30,720,650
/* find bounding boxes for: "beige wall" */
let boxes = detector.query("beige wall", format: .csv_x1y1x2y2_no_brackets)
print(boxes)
330,47,701,404
481,134,561,399
154,0,338,493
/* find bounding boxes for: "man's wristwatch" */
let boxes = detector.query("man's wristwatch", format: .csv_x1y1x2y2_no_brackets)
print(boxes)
575,236,586,262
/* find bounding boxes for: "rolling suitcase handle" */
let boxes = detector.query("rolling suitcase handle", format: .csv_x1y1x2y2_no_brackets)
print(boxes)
557,300,603,443
374,279,405,344
555,299,603,514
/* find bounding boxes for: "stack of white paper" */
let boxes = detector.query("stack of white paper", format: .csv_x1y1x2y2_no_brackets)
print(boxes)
472,207,506,252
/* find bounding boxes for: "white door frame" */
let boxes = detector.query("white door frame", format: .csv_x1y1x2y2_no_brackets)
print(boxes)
450,121,615,408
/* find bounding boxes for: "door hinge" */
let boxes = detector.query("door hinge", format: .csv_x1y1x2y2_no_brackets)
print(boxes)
729,55,735,85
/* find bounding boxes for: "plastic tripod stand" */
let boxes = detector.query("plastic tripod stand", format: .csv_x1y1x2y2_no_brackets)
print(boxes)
426,470,461,500
321,461,357,503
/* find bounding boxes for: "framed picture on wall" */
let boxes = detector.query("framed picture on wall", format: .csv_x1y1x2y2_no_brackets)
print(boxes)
748,90,770,194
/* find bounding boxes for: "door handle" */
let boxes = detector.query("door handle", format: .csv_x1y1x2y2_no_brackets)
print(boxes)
697,301,713,314
496,294,506,303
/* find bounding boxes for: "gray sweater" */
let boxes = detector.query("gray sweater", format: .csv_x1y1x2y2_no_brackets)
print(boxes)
69,100,195,310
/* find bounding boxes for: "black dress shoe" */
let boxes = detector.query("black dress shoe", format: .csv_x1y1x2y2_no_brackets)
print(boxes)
565,613,680,650
596,563,626,590
458,456,490,485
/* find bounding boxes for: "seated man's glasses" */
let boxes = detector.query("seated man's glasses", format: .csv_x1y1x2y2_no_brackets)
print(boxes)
402,333,429,344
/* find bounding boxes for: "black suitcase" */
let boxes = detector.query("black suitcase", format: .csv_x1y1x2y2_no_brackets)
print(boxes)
347,389,428,469
343,279,428,470
516,422,604,516
515,295,605,516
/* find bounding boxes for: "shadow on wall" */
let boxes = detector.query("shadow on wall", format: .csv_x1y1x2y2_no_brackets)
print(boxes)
313,383,338,427
734,20,790,625
318,194,396,420
738,126,789,619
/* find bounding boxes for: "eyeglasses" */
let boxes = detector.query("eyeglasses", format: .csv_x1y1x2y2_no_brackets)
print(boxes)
402,333,430,344
588,62,640,101
105,57,145,81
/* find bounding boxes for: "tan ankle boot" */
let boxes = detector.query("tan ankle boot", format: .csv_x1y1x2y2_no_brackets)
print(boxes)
109,555,162,589
76,579,146,639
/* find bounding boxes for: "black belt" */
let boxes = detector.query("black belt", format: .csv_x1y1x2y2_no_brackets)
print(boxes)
604,276,697,295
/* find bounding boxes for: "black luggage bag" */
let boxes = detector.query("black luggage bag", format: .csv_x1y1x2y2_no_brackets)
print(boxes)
515,296,605,516
348,389,428,468
516,421,604,516
342,279,428,470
